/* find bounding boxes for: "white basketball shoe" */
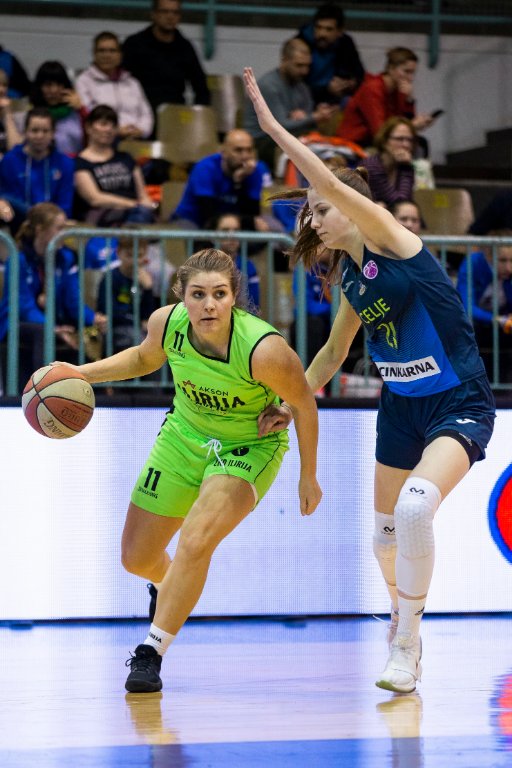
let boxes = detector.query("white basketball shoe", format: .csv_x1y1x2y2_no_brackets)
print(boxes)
375,632,422,693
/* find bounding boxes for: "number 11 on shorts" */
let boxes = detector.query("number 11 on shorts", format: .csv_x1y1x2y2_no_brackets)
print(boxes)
144,467,161,492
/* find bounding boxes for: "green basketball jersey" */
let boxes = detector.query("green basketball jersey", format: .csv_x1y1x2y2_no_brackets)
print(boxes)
162,303,286,442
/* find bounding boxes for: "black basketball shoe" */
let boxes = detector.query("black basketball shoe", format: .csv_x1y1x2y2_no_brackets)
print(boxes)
125,644,163,693
147,583,158,622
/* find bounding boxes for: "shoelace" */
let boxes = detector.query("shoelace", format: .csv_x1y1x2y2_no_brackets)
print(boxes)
125,652,156,672
201,437,226,470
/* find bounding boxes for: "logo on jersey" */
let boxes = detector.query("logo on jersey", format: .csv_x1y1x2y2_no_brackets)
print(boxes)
488,464,512,564
359,298,390,325
358,282,367,295
343,280,354,293
363,260,379,279
456,418,477,424
178,380,246,411
376,356,440,382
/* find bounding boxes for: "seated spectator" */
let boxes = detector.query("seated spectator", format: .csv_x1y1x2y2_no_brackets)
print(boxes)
0,107,74,234
0,203,106,388
0,68,22,159
297,3,364,107
457,230,512,382
122,0,210,120
469,190,512,235
170,129,273,233
29,61,84,156
212,212,260,310
73,105,156,226
361,117,416,208
389,199,423,235
96,229,155,353
0,44,31,98
76,31,154,140
336,47,437,149
243,38,336,170
271,154,347,234
290,246,332,371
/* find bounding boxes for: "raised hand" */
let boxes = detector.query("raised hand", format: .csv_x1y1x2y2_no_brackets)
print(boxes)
243,67,276,134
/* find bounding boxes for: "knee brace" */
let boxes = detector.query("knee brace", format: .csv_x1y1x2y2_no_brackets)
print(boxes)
394,477,441,559
373,511,397,585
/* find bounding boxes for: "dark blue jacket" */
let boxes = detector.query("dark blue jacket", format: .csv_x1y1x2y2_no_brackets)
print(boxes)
0,242,95,341
0,143,74,217
457,250,512,325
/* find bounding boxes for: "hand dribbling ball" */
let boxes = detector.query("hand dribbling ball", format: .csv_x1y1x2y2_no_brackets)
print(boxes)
22,364,95,439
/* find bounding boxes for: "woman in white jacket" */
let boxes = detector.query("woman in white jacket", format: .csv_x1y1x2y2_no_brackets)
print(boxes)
76,31,154,139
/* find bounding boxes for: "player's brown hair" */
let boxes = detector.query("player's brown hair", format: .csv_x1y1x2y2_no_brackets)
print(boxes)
173,248,242,303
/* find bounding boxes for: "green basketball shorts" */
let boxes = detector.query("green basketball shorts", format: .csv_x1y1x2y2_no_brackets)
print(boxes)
131,413,289,518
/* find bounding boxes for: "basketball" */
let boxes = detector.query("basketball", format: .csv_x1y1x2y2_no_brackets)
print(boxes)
22,364,95,439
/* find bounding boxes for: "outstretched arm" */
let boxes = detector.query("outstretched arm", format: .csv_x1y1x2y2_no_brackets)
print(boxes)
253,335,322,517
243,67,420,258
55,306,171,383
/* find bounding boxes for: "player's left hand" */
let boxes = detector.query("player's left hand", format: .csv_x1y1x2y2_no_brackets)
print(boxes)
299,475,322,516
257,403,293,437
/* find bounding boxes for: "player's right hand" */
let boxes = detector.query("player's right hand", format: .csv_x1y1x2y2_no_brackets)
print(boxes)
257,403,293,437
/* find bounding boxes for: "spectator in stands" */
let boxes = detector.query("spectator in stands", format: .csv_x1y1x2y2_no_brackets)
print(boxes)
73,105,156,226
244,38,337,170
76,31,154,140
212,212,260,310
468,190,512,235
0,69,22,159
0,107,74,234
30,61,84,156
0,203,106,388
96,230,155,353
296,3,364,107
336,47,436,149
122,0,210,123
390,199,423,236
170,129,273,233
361,117,417,208
457,230,512,381
290,246,332,371
0,44,31,99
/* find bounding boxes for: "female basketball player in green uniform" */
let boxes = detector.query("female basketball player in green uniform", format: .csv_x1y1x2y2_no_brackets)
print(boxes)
64,248,322,692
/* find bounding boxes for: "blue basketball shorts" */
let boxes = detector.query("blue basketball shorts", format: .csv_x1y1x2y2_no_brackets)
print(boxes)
375,375,496,470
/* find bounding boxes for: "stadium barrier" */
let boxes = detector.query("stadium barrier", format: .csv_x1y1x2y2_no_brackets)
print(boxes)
1,229,512,396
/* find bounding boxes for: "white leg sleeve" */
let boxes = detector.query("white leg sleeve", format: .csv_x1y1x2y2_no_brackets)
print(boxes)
394,476,441,598
373,511,398,608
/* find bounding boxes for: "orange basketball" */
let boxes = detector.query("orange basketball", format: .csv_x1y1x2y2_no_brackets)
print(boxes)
22,364,95,439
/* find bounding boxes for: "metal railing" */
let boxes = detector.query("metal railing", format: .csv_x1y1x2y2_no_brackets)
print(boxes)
2,230,512,397
12,1,512,67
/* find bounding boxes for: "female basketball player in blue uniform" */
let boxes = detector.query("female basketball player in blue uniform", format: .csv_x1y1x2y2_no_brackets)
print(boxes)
245,67,495,693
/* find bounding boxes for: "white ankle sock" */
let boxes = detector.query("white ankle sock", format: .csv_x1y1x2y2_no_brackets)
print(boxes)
397,596,425,639
144,623,175,656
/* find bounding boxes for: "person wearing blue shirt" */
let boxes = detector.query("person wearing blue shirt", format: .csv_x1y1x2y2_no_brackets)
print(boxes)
0,203,105,389
213,213,260,311
457,233,512,381
246,66,495,695
171,129,272,231
0,108,74,234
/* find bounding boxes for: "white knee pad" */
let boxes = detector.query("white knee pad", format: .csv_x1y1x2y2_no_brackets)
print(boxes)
394,477,441,559
394,477,441,598
373,511,397,585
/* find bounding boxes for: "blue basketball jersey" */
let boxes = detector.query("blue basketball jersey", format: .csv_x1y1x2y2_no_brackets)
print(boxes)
341,244,486,396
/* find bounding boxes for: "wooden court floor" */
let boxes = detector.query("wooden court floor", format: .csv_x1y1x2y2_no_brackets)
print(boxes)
1,614,511,767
